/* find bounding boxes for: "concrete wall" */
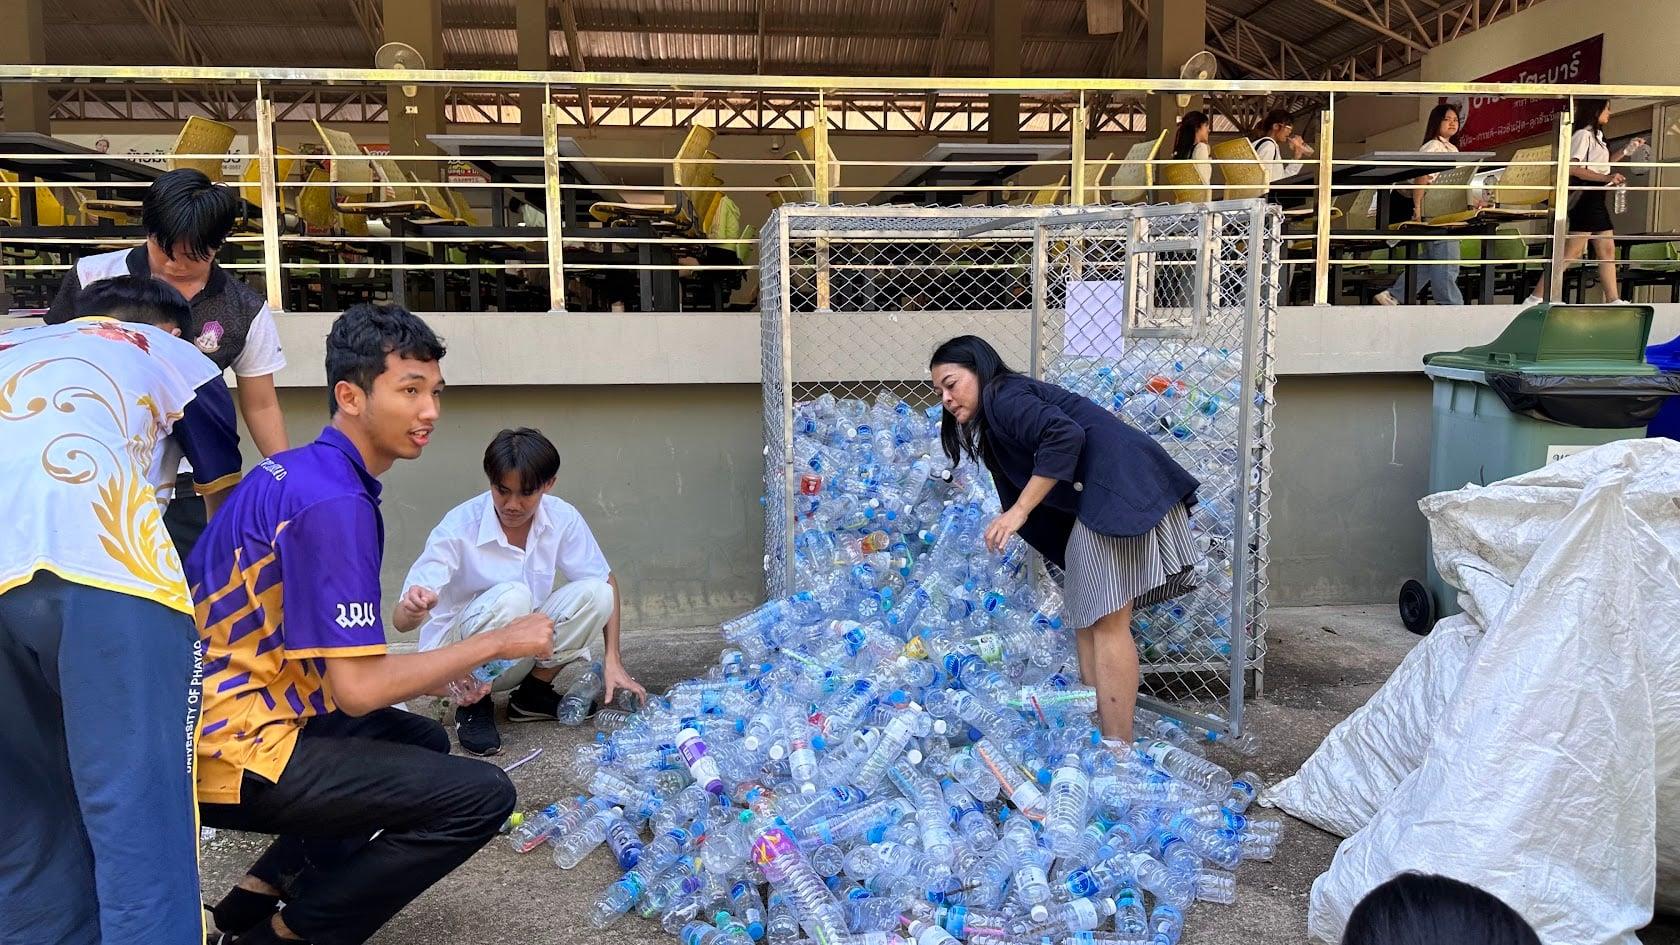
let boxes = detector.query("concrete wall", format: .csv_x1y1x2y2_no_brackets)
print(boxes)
254,384,768,634
246,368,1439,624
12,303,1676,624
1268,373,1433,605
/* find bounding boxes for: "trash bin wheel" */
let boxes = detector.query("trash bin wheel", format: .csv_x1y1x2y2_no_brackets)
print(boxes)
1398,579,1436,635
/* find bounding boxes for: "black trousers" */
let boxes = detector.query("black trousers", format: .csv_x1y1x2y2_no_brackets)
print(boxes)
163,472,207,563
200,709,516,945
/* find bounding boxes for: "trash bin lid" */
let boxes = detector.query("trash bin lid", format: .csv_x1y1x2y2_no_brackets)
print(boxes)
1425,302,1659,375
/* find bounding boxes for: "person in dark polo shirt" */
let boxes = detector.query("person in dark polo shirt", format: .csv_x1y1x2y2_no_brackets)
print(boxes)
46,168,289,557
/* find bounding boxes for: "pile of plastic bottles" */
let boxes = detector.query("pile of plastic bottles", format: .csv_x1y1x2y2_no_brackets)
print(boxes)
511,351,1277,945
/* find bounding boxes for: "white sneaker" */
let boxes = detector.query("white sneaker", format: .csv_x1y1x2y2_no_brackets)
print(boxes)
1521,295,1543,306
1374,290,1399,306
1606,298,1637,305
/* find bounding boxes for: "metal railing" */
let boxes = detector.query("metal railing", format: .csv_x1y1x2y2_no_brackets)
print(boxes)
3,65,1680,313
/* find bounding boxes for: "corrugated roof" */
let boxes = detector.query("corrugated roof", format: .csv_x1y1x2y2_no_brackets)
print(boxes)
36,0,1495,81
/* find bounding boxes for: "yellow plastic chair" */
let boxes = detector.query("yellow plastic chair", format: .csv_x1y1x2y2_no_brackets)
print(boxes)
1490,145,1555,215
1029,175,1068,206
1080,153,1114,204
1210,137,1270,201
1110,131,1168,203
310,120,454,225
588,125,717,226
1160,159,1210,204
239,147,299,210
82,117,240,222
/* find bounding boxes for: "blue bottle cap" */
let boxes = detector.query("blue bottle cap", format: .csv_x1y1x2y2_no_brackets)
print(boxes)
1036,768,1053,787
866,825,887,843
811,735,827,751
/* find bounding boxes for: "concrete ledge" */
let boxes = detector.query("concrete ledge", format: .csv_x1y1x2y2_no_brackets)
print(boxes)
9,304,1678,385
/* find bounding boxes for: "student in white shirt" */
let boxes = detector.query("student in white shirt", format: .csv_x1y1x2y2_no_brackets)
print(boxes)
1251,108,1312,187
1525,99,1645,305
396,428,645,756
1172,110,1213,188
1376,103,1467,306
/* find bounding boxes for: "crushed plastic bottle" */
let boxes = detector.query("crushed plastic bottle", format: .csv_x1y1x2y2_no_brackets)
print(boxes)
544,377,1269,945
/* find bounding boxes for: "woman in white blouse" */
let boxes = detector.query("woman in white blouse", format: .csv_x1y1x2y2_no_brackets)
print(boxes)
1172,110,1212,187
1252,109,1312,187
1525,98,1645,304
1377,103,1465,306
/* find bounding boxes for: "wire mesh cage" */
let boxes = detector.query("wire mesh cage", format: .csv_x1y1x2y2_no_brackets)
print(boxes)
1033,201,1281,735
758,201,1280,736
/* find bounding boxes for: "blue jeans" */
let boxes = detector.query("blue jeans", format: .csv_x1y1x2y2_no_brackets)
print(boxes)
0,573,202,945
1387,238,1463,305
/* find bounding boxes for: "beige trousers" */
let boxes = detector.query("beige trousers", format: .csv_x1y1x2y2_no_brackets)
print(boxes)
439,578,613,691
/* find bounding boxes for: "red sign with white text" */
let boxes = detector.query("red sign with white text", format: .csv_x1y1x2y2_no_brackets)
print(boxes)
1455,35,1603,151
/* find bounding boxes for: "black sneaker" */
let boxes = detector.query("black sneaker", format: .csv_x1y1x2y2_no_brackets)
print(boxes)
454,697,501,756
506,675,562,723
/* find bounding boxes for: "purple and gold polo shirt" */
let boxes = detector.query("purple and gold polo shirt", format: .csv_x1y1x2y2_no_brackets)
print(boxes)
186,425,388,803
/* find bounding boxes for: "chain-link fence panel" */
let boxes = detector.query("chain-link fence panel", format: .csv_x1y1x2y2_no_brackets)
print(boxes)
758,201,1279,737
1035,200,1280,736
760,205,1059,595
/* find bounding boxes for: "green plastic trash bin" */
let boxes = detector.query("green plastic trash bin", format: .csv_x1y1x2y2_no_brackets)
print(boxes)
1399,302,1680,633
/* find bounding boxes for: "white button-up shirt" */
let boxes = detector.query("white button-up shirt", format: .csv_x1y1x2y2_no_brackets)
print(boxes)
403,491,611,652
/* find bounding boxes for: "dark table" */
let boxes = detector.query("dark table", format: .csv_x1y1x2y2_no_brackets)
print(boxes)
870,142,1071,206
427,134,626,228
424,134,700,310
1279,150,1500,302
0,133,166,309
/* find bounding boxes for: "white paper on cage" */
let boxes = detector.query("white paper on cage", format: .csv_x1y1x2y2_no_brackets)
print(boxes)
1064,279,1126,359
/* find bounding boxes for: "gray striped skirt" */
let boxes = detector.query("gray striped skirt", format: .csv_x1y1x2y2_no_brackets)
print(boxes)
1060,501,1202,629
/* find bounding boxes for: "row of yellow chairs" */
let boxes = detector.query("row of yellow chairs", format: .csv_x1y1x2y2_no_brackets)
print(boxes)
586,124,770,264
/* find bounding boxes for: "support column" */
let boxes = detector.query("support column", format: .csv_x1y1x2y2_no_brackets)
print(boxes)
517,0,549,135
988,0,1023,144
0,0,52,133
384,0,445,178
1146,0,1205,136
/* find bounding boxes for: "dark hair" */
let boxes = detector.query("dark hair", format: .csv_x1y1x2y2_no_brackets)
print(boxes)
74,275,195,342
324,303,446,416
1173,111,1211,161
1256,108,1294,137
142,168,239,262
1341,874,1540,945
484,428,560,494
929,335,1018,468
1574,98,1610,133
1423,103,1461,146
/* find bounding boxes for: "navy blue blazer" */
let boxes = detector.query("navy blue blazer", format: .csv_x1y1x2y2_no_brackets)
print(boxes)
978,373,1200,568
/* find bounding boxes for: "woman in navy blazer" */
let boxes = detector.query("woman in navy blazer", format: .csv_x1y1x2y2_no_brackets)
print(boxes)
930,335,1202,745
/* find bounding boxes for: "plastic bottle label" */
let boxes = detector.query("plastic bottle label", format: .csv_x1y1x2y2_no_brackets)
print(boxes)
1067,898,1100,929
972,634,1004,663
902,637,929,660
1144,740,1177,767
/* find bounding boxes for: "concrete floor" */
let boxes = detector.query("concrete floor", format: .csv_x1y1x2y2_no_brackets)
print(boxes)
199,605,1680,944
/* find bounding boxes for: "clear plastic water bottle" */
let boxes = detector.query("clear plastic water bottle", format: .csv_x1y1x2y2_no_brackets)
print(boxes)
1044,753,1091,858
508,799,578,853
604,812,644,869
558,661,606,725
677,727,726,795
1139,739,1232,798
552,806,622,869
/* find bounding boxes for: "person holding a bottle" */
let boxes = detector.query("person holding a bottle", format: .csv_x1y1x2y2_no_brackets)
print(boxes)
192,304,555,945
396,426,646,756
928,335,1203,747
1524,98,1647,305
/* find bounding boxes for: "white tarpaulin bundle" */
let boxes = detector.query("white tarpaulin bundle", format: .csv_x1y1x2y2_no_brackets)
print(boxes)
1265,438,1680,945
